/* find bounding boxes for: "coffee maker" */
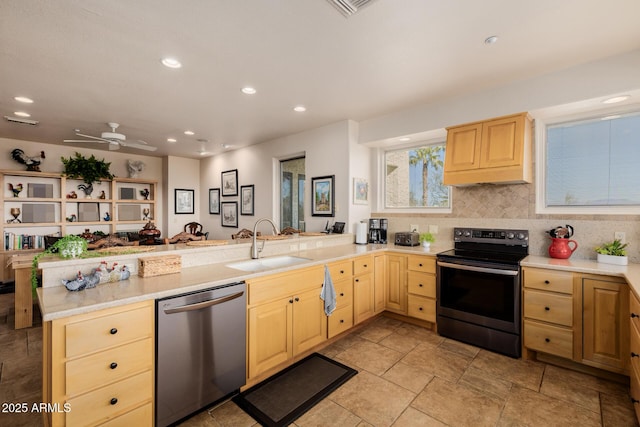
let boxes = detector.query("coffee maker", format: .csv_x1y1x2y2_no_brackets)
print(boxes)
368,218,388,244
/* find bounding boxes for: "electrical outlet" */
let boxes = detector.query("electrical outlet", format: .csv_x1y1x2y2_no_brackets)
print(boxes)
410,224,419,232
429,224,439,234
614,231,626,243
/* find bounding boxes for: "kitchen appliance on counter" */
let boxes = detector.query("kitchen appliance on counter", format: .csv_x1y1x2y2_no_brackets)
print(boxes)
355,221,368,244
368,218,388,244
394,231,420,246
436,227,529,358
156,282,246,427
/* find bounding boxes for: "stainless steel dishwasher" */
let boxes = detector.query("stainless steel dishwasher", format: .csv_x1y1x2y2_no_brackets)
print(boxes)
156,281,246,427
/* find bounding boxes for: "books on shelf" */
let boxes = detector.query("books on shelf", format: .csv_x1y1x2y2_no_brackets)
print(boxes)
3,232,53,251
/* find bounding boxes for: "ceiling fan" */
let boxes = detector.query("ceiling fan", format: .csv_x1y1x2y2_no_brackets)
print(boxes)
64,122,158,152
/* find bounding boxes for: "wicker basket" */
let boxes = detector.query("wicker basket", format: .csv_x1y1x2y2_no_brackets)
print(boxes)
138,254,182,277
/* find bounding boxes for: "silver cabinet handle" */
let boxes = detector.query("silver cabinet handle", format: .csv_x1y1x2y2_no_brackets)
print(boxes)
163,291,244,314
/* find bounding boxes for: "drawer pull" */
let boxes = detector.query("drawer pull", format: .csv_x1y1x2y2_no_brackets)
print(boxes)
419,307,423,311
632,352,640,358
544,280,550,284
340,292,344,297
419,283,423,287
340,319,344,323
632,313,640,319
340,270,344,274
110,362,118,369
289,299,293,304
109,328,118,335
419,263,423,267
355,279,359,283
110,398,118,405
632,398,640,405
363,264,368,268
294,297,300,302
545,338,550,343
544,306,550,311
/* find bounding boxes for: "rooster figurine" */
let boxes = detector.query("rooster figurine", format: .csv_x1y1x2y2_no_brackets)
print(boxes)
11,149,45,172
8,183,23,198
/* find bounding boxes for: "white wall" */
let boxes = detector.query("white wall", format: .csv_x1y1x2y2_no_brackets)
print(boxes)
200,120,364,239
164,156,200,237
347,120,371,231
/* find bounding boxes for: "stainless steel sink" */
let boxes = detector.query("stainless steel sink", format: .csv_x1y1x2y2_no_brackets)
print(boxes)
226,255,311,272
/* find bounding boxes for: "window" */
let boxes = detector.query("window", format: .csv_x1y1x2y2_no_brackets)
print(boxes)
539,111,640,213
384,142,450,210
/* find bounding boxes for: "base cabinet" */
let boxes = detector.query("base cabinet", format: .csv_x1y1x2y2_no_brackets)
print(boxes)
43,300,155,427
353,255,375,324
629,290,640,422
385,254,407,314
406,255,436,323
247,266,326,380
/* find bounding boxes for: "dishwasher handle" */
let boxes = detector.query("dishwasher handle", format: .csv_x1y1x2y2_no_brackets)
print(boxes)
163,291,244,314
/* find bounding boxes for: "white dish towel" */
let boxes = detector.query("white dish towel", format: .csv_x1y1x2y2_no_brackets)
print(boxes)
320,264,337,315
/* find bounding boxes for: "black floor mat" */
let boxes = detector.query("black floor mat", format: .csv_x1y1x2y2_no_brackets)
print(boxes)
233,353,357,427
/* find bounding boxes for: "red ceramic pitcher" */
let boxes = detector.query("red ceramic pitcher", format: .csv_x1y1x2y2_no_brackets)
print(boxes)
548,237,578,259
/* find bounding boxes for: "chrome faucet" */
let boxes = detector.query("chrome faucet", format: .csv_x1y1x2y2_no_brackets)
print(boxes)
251,218,280,259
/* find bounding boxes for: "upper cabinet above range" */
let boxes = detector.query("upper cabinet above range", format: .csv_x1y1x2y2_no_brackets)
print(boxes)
443,112,532,186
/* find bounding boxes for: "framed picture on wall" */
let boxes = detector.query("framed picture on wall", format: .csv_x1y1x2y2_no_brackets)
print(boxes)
240,185,254,215
221,201,238,227
221,169,238,196
175,189,194,214
311,175,335,217
353,177,368,205
209,188,220,214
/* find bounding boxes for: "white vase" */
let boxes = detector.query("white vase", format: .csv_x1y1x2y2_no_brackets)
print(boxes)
422,242,431,250
596,253,628,265
60,241,85,258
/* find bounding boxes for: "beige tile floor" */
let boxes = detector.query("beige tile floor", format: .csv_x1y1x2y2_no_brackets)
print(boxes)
1,291,638,427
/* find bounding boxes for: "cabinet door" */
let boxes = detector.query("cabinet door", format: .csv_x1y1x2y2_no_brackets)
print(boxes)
292,288,327,356
353,273,374,324
385,254,407,314
248,297,292,379
582,278,629,372
444,123,483,172
479,114,525,169
373,254,386,313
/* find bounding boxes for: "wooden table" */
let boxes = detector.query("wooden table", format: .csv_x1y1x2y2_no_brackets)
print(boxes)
9,254,36,329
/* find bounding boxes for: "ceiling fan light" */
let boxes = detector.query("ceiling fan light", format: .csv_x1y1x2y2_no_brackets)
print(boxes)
161,57,182,69
293,105,307,112
184,130,194,136
242,87,256,95
14,96,34,103
167,138,177,143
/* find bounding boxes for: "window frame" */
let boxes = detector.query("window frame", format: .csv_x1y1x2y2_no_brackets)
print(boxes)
535,107,640,215
378,139,452,214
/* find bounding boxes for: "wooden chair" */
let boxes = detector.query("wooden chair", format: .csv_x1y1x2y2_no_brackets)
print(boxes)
184,222,209,239
231,228,261,239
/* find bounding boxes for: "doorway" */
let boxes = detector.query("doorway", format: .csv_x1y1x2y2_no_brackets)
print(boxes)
280,157,305,231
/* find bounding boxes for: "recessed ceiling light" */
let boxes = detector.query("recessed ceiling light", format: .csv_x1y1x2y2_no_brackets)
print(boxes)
14,111,31,117
293,105,307,113
184,130,195,136
161,57,182,69
14,96,33,103
399,137,411,142
484,35,498,45
603,95,630,104
241,87,256,95
167,138,177,143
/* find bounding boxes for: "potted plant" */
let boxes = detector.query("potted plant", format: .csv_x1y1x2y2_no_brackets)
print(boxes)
419,232,435,250
595,239,628,265
31,234,89,294
61,152,114,197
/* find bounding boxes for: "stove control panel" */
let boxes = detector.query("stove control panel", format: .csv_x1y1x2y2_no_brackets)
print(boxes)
454,228,528,246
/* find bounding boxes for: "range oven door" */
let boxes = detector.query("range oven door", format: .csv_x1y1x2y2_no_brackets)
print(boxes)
436,258,521,335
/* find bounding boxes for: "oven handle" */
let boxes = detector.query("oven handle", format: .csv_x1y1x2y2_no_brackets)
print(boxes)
437,261,519,276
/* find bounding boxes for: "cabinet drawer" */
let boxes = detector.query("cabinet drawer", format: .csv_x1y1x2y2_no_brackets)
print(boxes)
334,280,353,309
524,289,573,327
407,271,436,298
631,291,640,333
524,320,573,359
327,260,353,280
248,266,323,305
631,317,640,375
328,305,353,339
407,255,436,274
99,402,153,427
66,338,153,397
631,365,640,422
353,255,373,276
65,305,152,358
523,268,573,294
66,370,153,426
407,295,436,323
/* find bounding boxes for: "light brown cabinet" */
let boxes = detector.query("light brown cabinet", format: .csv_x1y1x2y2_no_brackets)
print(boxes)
43,300,154,427
443,112,532,185
326,259,354,339
373,254,386,313
629,290,640,421
247,266,326,380
406,255,436,323
353,255,375,324
523,267,629,375
385,254,407,314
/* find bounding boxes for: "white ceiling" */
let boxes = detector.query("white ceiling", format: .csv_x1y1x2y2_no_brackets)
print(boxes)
1,0,640,159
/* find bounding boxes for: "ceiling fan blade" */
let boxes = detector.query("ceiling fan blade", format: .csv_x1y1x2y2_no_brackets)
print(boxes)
75,132,112,143
120,141,158,151
64,139,108,143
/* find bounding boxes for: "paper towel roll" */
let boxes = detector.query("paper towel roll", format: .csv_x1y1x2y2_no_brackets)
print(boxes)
355,222,368,245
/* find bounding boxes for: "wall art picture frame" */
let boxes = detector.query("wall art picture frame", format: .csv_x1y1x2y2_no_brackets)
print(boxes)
240,184,254,215
175,188,194,214
311,175,335,217
221,169,238,196
209,188,220,214
221,201,238,227
353,177,369,205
